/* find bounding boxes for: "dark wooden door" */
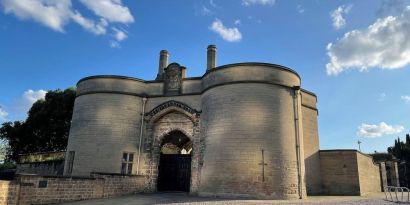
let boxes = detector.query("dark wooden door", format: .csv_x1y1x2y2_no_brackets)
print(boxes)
157,154,191,192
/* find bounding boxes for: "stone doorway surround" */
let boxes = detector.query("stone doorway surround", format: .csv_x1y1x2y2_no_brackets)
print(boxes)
144,100,202,194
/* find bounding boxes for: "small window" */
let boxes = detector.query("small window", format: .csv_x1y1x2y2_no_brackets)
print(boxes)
66,151,75,175
121,152,134,175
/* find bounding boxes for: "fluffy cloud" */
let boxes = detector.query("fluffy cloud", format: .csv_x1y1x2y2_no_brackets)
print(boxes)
377,0,407,16
209,19,242,42
71,11,108,35
1,0,134,47
357,122,404,138
401,95,410,103
331,5,352,29
78,0,134,24
112,27,127,41
1,0,72,32
242,0,275,6
0,106,8,122
23,89,46,104
326,6,410,75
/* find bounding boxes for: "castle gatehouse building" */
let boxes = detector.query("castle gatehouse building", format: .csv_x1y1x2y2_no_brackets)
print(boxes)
64,45,383,199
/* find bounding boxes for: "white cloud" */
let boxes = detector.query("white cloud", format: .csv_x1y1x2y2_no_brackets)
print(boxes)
377,0,407,17
1,0,134,48
357,122,404,138
110,41,120,48
1,0,72,32
71,11,108,35
331,5,352,29
234,19,241,25
210,0,218,8
326,6,410,75
209,19,242,42
23,89,46,104
201,6,213,16
113,28,127,41
401,95,410,103
0,106,8,122
242,0,275,6
79,0,134,24
297,5,305,14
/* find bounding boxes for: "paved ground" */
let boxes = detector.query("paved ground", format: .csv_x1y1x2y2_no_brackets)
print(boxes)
58,192,402,205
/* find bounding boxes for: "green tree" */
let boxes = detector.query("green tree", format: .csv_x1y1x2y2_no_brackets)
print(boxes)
388,134,410,187
0,88,76,161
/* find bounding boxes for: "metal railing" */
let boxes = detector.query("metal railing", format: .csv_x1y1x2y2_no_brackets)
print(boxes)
384,186,410,203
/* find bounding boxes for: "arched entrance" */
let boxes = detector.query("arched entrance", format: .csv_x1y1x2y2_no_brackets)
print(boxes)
157,130,192,192
144,100,202,193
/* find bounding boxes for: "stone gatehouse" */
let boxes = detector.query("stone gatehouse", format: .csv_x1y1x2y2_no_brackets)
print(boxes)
63,45,383,200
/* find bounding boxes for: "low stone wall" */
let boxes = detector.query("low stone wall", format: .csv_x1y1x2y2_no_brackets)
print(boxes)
320,150,360,195
320,150,381,196
16,160,64,176
0,180,19,205
0,173,145,205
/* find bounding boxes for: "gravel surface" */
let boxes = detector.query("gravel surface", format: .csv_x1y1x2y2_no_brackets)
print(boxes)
58,193,400,205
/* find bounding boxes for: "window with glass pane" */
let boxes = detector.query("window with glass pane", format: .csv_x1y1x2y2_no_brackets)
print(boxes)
121,152,134,175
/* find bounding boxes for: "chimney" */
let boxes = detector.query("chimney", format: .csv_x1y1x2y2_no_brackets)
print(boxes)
156,50,169,80
207,45,216,71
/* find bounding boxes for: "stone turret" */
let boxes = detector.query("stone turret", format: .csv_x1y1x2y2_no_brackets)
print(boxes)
207,45,216,71
156,50,169,80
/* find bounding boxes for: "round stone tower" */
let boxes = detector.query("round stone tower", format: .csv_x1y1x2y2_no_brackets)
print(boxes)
199,63,306,199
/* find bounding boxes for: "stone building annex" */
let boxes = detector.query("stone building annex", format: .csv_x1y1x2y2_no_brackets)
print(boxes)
62,45,388,200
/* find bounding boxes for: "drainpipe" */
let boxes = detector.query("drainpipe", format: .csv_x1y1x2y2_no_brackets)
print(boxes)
293,86,303,199
136,97,147,175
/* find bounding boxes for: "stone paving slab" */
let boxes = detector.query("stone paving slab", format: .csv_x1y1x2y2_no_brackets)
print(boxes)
58,193,399,205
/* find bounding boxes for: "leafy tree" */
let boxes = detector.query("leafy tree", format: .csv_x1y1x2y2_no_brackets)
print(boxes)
388,134,410,187
0,88,76,161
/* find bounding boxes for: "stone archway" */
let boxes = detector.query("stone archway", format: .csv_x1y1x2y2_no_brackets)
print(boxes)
143,101,202,194
157,130,192,192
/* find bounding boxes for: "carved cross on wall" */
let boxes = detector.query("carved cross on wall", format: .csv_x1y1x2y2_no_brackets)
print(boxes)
259,149,267,182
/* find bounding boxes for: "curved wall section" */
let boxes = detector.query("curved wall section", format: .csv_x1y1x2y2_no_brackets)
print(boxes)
202,63,300,92
64,93,143,176
199,82,302,199
76,76,160,96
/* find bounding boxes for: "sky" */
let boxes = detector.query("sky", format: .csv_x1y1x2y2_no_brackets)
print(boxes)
0,0,410,153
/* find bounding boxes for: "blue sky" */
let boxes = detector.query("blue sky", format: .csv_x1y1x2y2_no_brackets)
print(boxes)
0,0,410,153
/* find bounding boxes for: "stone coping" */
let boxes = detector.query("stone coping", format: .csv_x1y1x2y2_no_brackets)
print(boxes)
77,62,300,85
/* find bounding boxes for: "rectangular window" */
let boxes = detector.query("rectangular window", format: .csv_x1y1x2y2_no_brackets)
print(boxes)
66,151,75,175
121,152,134,175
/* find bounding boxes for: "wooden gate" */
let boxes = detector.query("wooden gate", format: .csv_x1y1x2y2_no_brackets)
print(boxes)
157,154,191,192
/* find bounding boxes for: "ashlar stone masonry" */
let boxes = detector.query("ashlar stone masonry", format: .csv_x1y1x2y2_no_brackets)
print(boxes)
63,45,383,200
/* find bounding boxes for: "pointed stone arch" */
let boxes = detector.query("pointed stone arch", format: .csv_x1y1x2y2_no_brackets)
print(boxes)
145,100,201,123
142,100,202,194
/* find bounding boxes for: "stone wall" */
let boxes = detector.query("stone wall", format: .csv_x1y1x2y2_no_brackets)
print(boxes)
0,173,144,205
320,150,361,195
65,93,143,176
16,160,64,176
320,150,381,196
67,63,317,199
199,82,303,199
301,91,321,195
357,152,381,195
0,180,19,205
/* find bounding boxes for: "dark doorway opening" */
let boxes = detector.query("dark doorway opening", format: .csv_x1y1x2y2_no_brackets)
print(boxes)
157,130,192,192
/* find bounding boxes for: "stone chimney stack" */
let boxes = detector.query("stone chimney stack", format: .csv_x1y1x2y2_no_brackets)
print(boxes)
207,45,216,71
156,50,169,80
